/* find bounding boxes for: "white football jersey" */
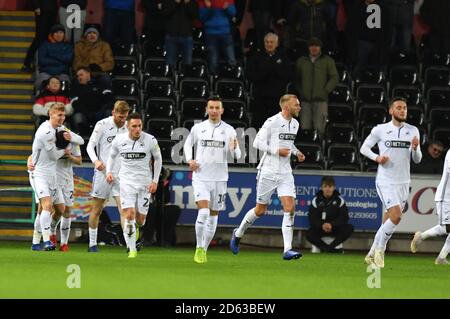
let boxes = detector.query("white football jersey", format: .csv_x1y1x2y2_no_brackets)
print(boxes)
184,120,241,182
435,150,450,202
360,121,422,184
254,113,299,175
87,116,128,174
56,142,81,183
107,132,161,186
31,121,68,178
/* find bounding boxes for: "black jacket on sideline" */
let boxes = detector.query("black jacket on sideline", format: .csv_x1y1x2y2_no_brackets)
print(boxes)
161,0,198,37
70,78,114,114
308,190,349,229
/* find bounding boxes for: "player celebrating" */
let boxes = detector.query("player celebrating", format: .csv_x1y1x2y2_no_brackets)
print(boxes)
183,96,241,264
230,94,305,260
29,103,76,251
410,149,450,265
361,97,422,268
86,101,130,252
106,112,162,258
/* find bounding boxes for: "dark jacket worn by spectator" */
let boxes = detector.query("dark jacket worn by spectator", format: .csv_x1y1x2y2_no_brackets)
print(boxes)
70,78,114,115
142,0,165,43
287,0,326,44
161,0,198,37
38,30,73,76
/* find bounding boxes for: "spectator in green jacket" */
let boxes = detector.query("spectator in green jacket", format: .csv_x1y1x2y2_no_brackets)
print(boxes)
295,37,338,136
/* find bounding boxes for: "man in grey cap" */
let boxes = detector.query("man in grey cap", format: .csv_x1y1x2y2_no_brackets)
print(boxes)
73,25,114,88
294,37,338,137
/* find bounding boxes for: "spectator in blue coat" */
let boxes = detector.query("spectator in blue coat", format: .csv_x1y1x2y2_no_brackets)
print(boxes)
103,0,136,45
198,0,237,74
36,24,73,90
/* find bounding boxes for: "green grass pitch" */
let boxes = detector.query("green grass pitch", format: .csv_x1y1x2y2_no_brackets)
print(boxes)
0,241,449,298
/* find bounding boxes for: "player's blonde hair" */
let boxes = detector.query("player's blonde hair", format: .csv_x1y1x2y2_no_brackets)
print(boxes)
48,102,66,114
113,100,131,114
279,94,297,108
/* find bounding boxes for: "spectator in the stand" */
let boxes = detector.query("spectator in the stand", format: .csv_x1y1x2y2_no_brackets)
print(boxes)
33,76,73,125
73,26,114,88
295,37,338,136
306,176,354,253
381,0,415,62
70,67,114,134
286,0,326,52
247,33,292,129
21,0,58,72
198,0,237,74
248,0,282,50
142,0,165,44
322,0,338,52
161,0,198,67
103,0,136,45
420,0,450,56
59,0,88,43
35,24,73,90
233,0,247,27
345,0,383,75
411,140,445,175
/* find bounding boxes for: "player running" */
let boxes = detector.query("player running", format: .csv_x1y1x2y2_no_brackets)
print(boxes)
410,149,450,265
183,96,241,264
230,94,305,260
106,112,162,258
86,101,130,252
361,97,422,268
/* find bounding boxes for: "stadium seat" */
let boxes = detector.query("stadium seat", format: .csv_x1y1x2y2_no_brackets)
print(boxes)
145,77,175,98
215,79,245,100
433,128,450,149
327,144,359,171
356,84,386,105
145,98,177,120
335,62,351,85
213,63,245,82
112,57,138,77
192,41,207,60
391,86,423,107
360,146,379,172
111,42,137,57
360,124,375,141
192,27,204,42
180,98,207,120
158,139,177,164
424,67,450,94
60,80,70,95
116,96,140,112
142,40,166,59
353,67,385,88
243,28,257,55
178,59,209,80
295,129,321,145
292,143,324,170
143,58,174,82
325,124,356,148
426,87,450,110
429,108,450,134
389,65,419,92
328,84,352,104
112,77,139,96
357,104,388,133
179,78,210,100
221,98,247,121
145,118,176,139
327,103,354,124
182,119,202,131
406,106,424,128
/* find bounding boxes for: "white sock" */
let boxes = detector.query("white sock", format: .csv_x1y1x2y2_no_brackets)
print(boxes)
438,232,450,259
368,227,384,256
236,208,259,238
40,210,52,242
124,219,137,252
202,215,218,251
50,216,60,235
32,216,42,245
422,225,447,240
282,212,295,253
89,227,98,247
195,208,209,248
377,219,397,250
60,217,71,245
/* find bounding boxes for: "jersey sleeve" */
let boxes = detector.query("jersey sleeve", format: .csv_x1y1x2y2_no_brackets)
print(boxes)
360,125,380,161
183,125,197,162
87,121,103,163
150,137,162,183
253,118,278,155
106,137,119,174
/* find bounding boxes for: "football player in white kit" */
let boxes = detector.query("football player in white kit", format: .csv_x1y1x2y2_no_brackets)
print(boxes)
230,94,305,260
86,101,130,252
183,96,242,264
106,112,162,258
360,97,422,268
29,103,77,251
410,149,450,265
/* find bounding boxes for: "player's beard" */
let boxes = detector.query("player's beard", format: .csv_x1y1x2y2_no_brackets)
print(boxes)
393,115,406,123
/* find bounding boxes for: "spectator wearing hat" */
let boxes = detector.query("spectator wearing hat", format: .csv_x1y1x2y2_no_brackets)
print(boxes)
73,26,114,88
103,0,136,45
59,0,88,43
33,76,73,125
21,0,58,72
294,37,338,136
35,24,74,90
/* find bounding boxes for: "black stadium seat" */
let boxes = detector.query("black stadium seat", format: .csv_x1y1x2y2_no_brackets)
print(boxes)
356,84,386,105
433,128,450,149
327,103,354,124
145,98,177,120
215,79,245,100
179,79,210,100
327,144,360,171
145,118,176,139
145,77,175,98
180,98,207,120
292,143,324,170
328,84,352,104
112,57,138,77
112,77,139,96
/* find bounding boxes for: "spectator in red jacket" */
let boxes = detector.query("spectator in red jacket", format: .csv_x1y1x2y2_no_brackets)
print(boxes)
33,76,73,124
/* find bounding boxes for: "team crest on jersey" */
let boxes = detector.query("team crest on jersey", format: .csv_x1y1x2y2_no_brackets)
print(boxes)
279,133,296,141
121,152,146,159
385,140,411,148
107,136,116,143
200,140,225,148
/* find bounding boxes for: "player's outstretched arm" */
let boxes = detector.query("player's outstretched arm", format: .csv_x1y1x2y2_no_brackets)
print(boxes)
360,126,381,162
86,122,103,164
411,134,422,164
